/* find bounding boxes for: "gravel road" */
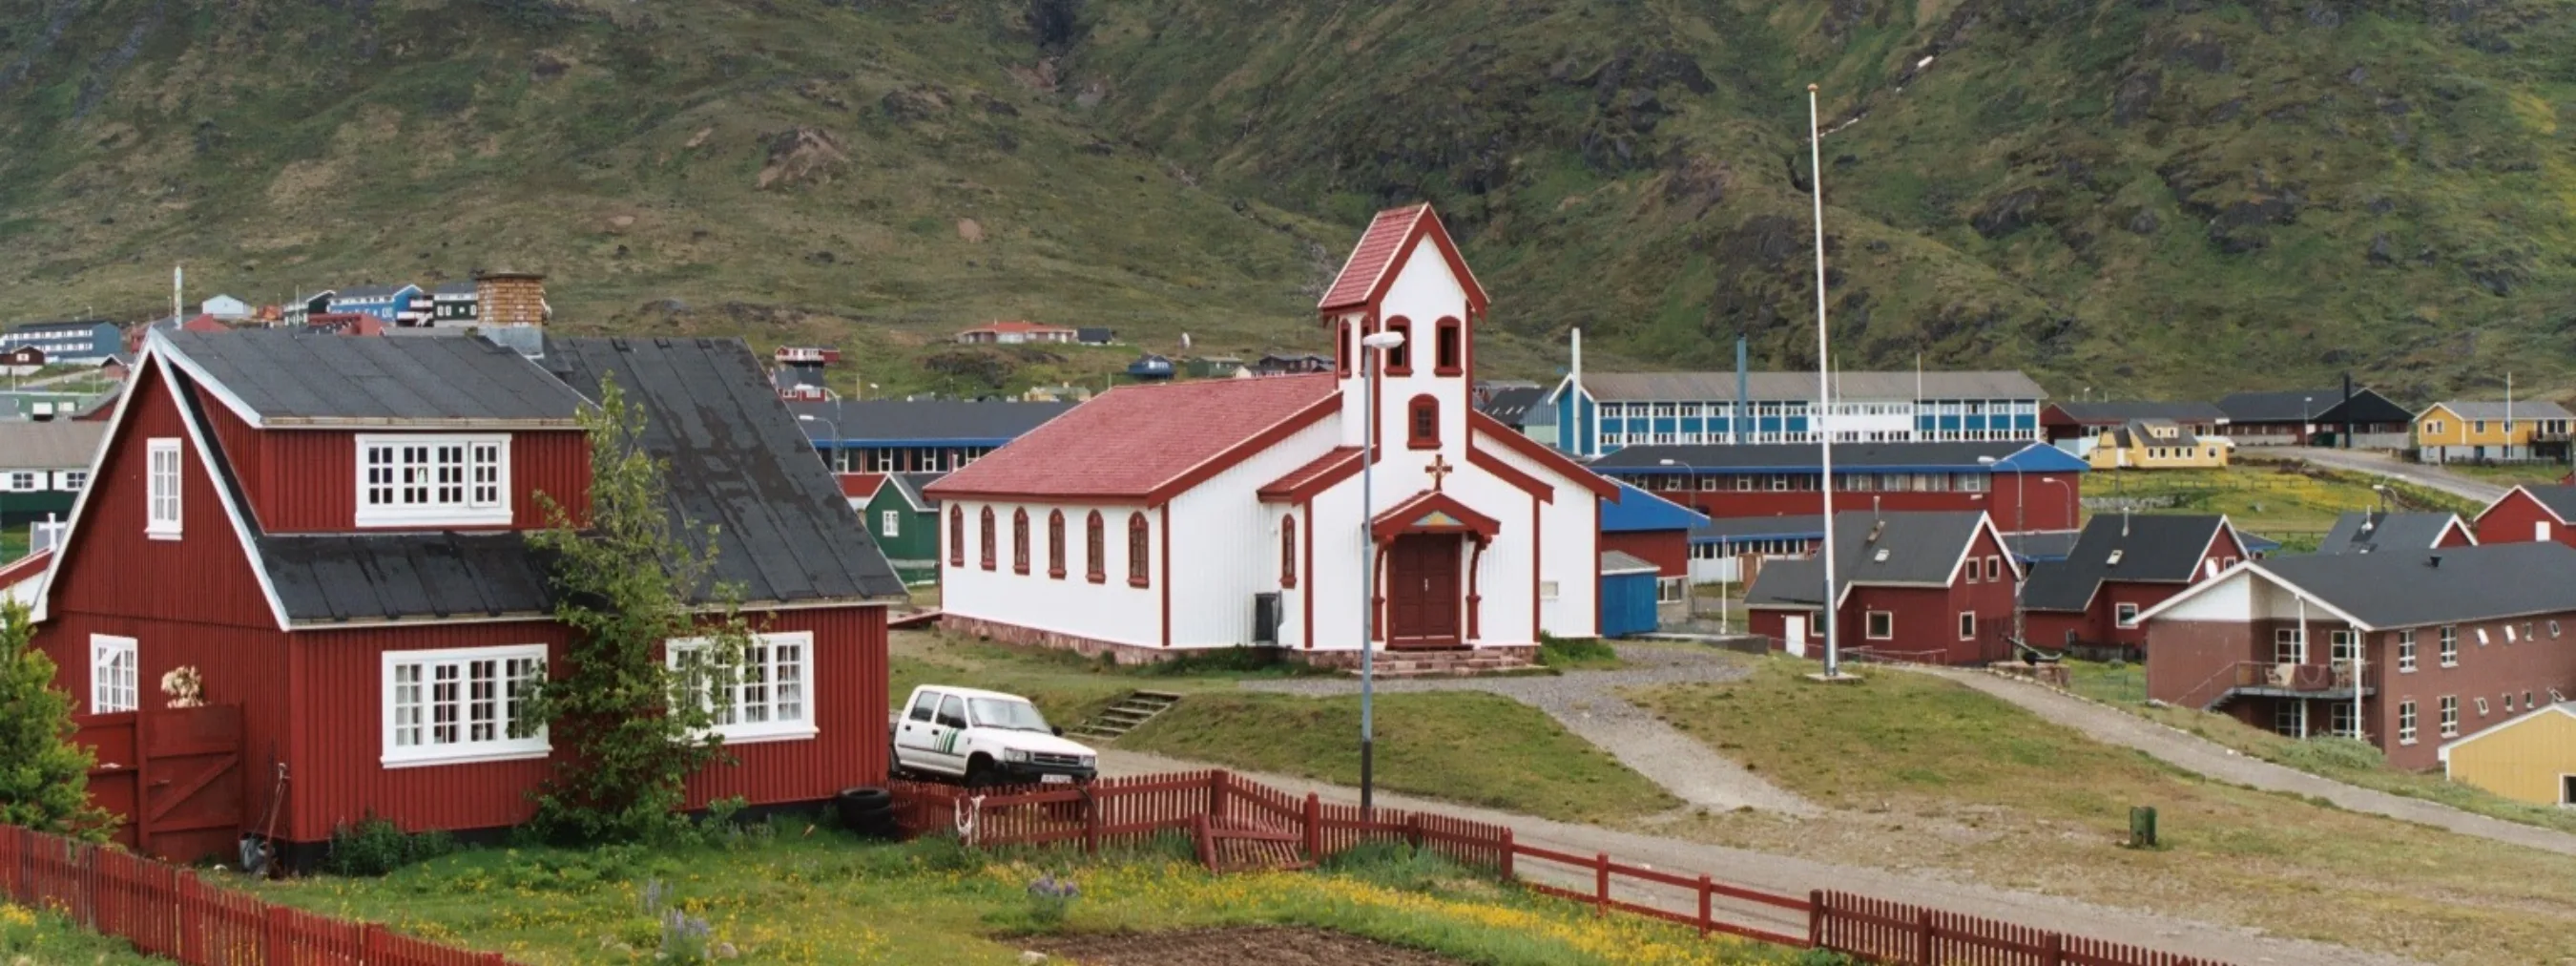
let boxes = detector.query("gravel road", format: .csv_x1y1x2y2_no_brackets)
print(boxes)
2259,446,2509,504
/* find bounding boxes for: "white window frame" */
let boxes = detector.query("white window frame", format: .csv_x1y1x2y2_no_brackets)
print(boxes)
2398,701,2417,746
2439,625,2459,667
1958,611,1976,641
881,510,902,537
1655,577,1685,605
666,631,818,745
2440,696,2460,738
2274,627,2306,663
381,645,550,767
6,472,33,492
59,470,86,493
355,434,512,528
2329,629,2358,663
146,438,182,539
2397,630,2416,673
1865,610,1895,640
90,635,138,714
2114,602,2142,629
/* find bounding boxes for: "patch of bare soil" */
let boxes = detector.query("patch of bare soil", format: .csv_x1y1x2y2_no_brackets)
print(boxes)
1027,927,1461,965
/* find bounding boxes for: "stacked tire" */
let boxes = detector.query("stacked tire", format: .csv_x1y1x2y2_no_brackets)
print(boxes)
839,787,899,840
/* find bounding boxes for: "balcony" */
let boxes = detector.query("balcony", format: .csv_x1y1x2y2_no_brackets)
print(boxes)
2195,661,2376,709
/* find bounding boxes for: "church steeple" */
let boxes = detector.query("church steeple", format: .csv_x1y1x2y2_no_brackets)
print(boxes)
1317,203,1485,453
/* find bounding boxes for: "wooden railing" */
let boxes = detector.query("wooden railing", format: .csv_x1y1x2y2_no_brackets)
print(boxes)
893,770,2239,966
1,825,511,965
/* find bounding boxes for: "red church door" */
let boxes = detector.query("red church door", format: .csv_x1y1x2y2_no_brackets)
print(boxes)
1386,535,1462,648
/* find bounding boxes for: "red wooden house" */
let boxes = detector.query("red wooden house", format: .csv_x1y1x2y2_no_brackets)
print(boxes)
2471,485,2576,548
2020,514,2246,661
29,330,906,865
1743,511,2020,665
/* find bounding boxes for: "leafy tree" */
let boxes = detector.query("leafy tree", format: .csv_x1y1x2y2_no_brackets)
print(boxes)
526,374,755,844
0,602,114,839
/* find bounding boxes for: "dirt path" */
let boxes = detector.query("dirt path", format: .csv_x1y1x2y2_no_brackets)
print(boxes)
1240,644,1818,815
1098,748,2421,966
1909,665,2576,857
2261,446,2509,504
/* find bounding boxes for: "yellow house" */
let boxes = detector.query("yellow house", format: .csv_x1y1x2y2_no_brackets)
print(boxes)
2415,400,2574,464
2087,419,2230,470
2441,702,2576,806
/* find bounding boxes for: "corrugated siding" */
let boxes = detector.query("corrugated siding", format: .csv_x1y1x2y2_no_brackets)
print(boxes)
49,365,277,629
2450,712,2576,806
287,606,885,843
35,614,291,843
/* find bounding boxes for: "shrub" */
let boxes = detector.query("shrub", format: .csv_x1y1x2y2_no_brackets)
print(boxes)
1536,635,1619,668
323,817,455,877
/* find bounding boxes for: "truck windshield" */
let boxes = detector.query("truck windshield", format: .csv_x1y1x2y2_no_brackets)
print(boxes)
968,698,1050,732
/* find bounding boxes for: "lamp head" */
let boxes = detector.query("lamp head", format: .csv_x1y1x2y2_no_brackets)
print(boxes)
1360,331,1407,350
796,413,819,422
1658,458,1678,467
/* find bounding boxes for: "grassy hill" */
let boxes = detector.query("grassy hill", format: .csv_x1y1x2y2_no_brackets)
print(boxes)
1,0,2569,399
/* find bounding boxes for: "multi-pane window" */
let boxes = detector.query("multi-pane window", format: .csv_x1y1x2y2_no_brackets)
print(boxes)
2274,627,2306,663
2440,625,2459,666
980,508,997,570
146,438,182,537
90,636,137,714
1280,516,1298,589
2329,629,2358,663
881,511,900,537
1087,512,1106,583
1128,513,1151,587
383,646,548,766
2328,702,2358,739
948,507,965,566
356,435,508,526
2398,701,2418,745
1656,578,1684,605
667,632,814,743
1012,509,1031,575
2397,630,2416,672
2439,696,2460,738
1408,396,1440,449
7,472,33,491
1048,511,1067,578
60,471,85,492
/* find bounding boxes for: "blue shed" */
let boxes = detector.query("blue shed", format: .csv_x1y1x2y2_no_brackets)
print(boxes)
1598,550,1663,639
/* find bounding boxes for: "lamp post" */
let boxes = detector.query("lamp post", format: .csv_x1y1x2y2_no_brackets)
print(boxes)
1806,82,1844,681
795,412,840,470
1357,327,1408,818
2301,396,2315,447
1658,458,1701,621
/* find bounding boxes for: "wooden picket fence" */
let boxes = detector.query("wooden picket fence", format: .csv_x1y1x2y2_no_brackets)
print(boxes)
894,770,2239,966
0,825,510,966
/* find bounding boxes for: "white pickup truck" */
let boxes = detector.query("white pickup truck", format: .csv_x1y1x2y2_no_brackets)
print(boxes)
889,685,1100,787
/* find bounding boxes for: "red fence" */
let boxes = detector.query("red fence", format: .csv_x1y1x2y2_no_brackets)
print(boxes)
895,771,2237,966
1,825,511,966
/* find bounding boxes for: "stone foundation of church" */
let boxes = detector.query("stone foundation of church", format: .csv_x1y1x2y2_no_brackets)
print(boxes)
938,616,1539,670
1289,644,1539,672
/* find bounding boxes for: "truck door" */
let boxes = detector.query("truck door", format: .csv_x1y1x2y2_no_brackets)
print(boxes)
929,694,972,773
893,691,953,774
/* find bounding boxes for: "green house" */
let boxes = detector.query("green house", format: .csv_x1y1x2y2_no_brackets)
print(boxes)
843,472,943,584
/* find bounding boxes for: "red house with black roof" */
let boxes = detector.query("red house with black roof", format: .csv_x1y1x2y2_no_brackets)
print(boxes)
1743,510,2020,665
2020,514,2247,660
2472,485,2576,548
29,329,906,863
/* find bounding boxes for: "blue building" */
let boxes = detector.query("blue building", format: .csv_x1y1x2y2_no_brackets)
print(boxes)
1,321,121,364
326,284,423,323
1598,480,1709,631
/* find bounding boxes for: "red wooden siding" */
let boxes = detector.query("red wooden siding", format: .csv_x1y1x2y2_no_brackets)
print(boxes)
1601,531,1689,579
200,415,592,534
284,606,887,844
45,364,277,630
2475,490,2574,548
1652,479,2079,534
1746,525,2018,665
38,616,292,845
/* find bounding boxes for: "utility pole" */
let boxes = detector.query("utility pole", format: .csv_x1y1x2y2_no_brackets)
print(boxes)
1807,83,1845,681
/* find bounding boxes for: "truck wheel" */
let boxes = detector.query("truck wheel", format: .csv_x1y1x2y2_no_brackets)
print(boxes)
965,756,997,788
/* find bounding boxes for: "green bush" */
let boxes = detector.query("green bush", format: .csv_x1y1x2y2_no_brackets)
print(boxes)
1536,636,1619,669
323,817,456,877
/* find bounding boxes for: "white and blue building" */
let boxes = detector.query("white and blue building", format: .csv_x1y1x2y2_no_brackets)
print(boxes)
1,321,121,364
326,284,423,322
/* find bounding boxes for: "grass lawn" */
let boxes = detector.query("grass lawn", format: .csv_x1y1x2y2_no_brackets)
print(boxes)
3,902,173,964
2443,463,2572,489
248,831,1797,966
1120,691,1681,825
2061,660,2576,837
1630,658,2576,966
2088,463,2475,544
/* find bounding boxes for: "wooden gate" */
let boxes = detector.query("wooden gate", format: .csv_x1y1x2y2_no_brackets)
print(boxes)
72,704,244,864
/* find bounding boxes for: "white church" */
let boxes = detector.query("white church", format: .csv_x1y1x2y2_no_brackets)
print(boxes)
927,203,1615,665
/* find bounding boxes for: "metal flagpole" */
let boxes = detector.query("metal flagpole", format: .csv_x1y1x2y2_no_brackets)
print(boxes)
1809,83,1843,680
1361,337,1377,817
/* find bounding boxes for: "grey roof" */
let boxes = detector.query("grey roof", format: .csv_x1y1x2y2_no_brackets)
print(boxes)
2004,529,2083,562
2251,542,2576,629
1591,440,2046,472
885,472,945,511
1479,387,1548,427
1744,511,1991,608
2109,419,2203,450
1601,550,1660,575
7,319,116,334
1583,370,2045,403
2514,485,2576,522
783,398,1076,443
261,533,554,621
430,281,479,297
2022,514,2233,613
1692,514,1824,543
2216,388,2411,424
543,337,908,607
2317,512,2468,556
2048,401,2225,424
0,420,106,471
160,330,588,428
2427,400,2575,421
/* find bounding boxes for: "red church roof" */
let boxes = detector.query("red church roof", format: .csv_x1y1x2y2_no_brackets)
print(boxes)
928,374,1340,505
1316,203,1490,315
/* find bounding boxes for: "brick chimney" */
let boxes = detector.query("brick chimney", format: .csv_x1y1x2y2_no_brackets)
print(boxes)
475,270,550,327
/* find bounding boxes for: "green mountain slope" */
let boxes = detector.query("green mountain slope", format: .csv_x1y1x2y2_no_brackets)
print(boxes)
2,0,2569,399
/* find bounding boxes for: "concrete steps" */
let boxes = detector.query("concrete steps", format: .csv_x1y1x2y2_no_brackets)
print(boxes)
1350,649,1537,679
1067,690,1183,742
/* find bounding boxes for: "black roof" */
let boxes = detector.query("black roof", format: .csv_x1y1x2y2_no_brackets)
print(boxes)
2317,512,2467,556
2004,529,2083,562
262,534,554,621
783,398,1075,444
1692,514,1824,543
2516,485,2576,522
1744,511,1992,608
160,329,587,428
1479,387,1548,428
430,281,478,296
2246,542,2576,629
2047,401,2224,425
1591,440,2053,472
1076,327,1114,343
2021,514,2234,613
2217,388,2411,425
544,337,908,607
334,284,415,300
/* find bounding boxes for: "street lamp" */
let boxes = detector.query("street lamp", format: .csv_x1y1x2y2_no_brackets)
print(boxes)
794,412,841,470
1357,327,1408,818
1981,455,2072,653
2301,396,2315,447
1659,457,1703,623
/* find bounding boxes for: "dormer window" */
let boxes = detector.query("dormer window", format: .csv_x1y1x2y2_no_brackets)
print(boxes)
357,434,510,528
